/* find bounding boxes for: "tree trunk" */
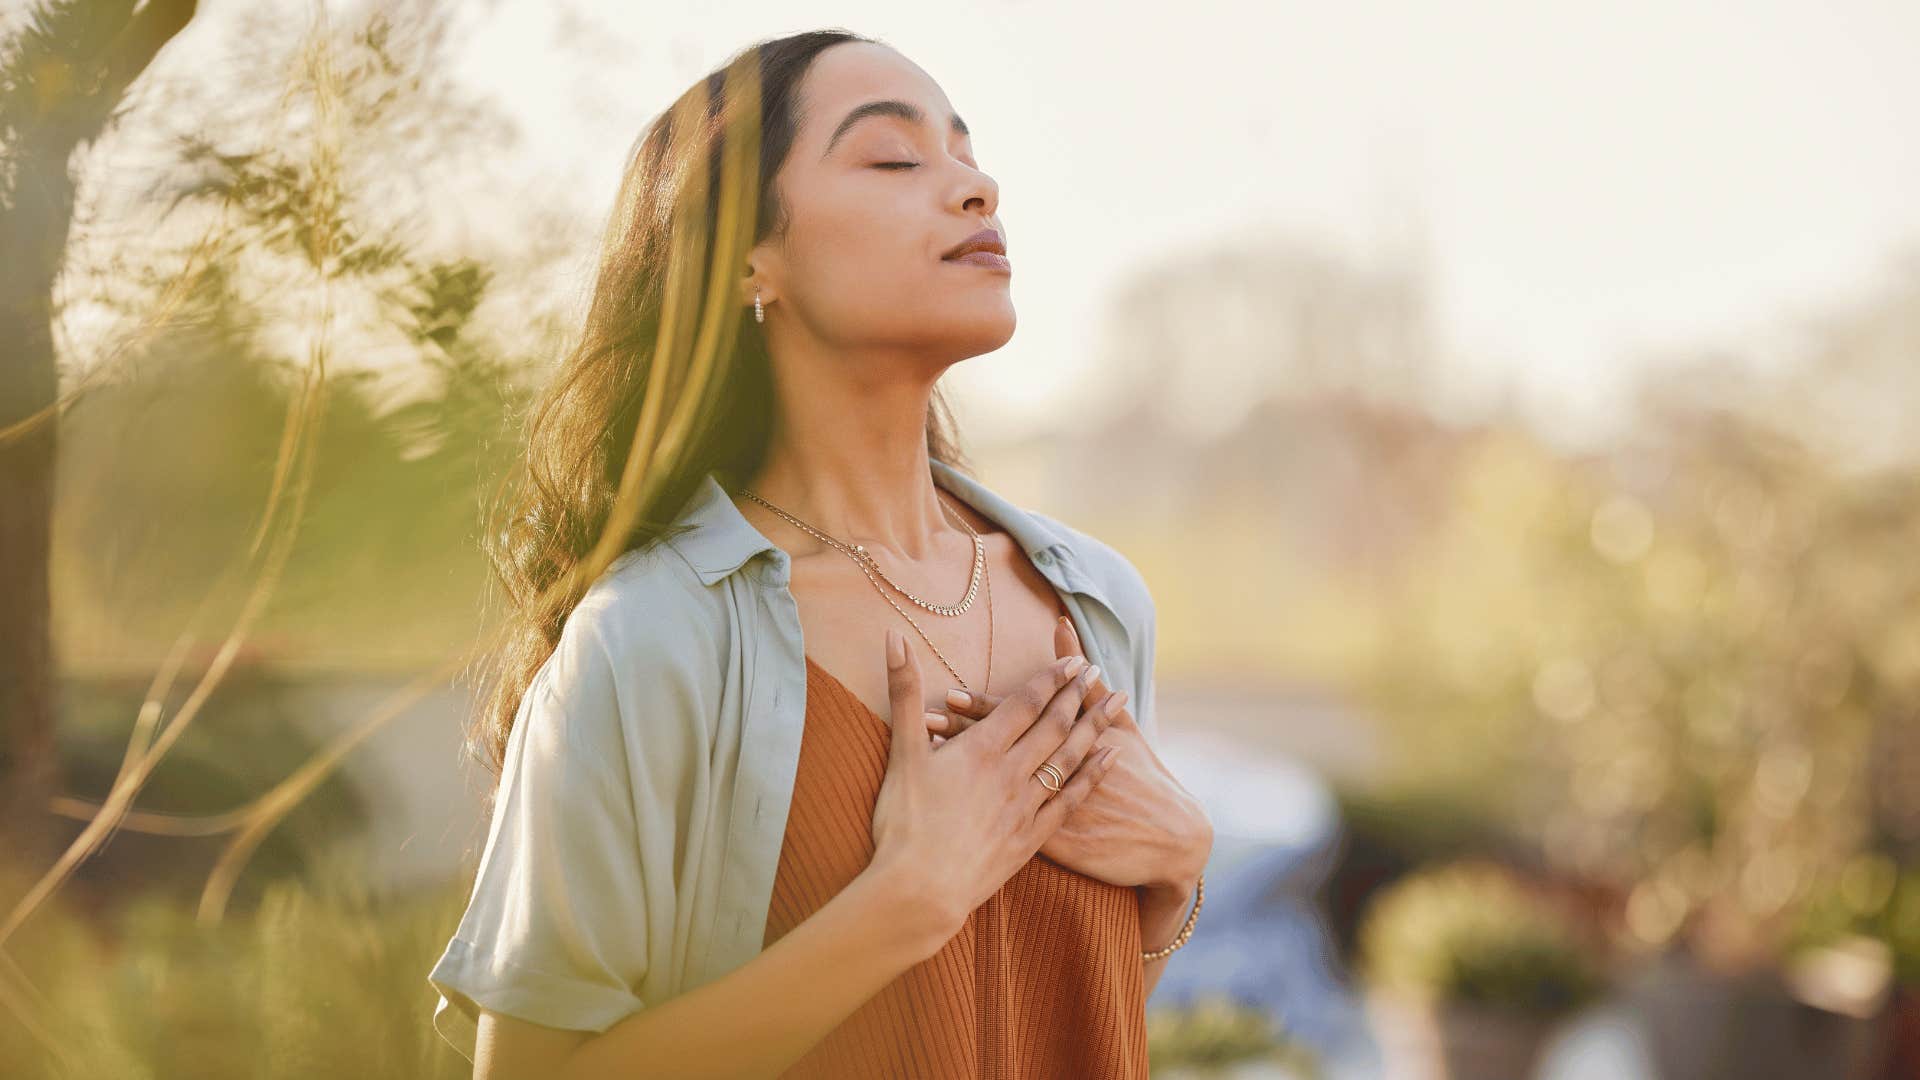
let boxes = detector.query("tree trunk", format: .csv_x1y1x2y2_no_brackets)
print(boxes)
0,0,198,865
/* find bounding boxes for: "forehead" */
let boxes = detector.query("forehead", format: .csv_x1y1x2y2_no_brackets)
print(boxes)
796,43,955,144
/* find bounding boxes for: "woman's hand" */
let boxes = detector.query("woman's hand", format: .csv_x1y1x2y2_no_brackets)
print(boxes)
865,627,1125,955
929,617,1213,897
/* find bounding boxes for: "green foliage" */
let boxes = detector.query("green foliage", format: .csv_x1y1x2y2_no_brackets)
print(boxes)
1334,780,1518,866
1146,994,1319,1078
1358,860,1606,1015
54,254,527,673
1789,853,1920,987
1360,404,1920,958
44,2,534,676
0,850,474,1079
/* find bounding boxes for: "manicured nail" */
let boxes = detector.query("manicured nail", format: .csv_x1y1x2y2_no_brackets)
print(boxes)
1079,663,1100,688
887,628,905,669
947,689,972,709
1102,690,1128,718
923,710,947,728
1062,656,1086,678
1102,745,1120,766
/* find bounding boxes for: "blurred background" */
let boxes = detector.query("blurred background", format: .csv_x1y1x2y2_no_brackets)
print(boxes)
3,1,1918,1077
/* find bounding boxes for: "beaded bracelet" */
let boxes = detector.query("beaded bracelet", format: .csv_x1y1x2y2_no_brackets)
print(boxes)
1141,873,1204,961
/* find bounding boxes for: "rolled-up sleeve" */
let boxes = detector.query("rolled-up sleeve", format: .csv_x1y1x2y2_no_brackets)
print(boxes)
427,613,653,1064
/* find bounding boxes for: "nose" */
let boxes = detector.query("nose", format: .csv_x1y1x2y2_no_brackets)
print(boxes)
956,163,998,218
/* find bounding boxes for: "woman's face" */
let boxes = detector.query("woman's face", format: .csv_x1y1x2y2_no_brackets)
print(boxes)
750,42,1013,365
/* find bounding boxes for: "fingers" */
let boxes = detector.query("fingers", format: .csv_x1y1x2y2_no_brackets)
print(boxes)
948,683,1125,726
1009,658,1101,773
974,654,1089,751
947,614,1099,722
1029,743,1123,839
943,643,1125,739
939,687,993,736
1024,674,1123,816
1055,614,1081,661
884,628,929,766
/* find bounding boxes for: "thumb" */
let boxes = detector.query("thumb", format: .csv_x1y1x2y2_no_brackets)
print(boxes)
884,628,929,764
1057,613,1118,718
1055,614,1085,660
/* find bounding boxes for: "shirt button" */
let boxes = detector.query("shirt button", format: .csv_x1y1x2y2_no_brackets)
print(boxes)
1035,550,1053,565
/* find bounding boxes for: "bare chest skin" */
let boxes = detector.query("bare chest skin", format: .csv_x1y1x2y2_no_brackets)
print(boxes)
742,497,1069,726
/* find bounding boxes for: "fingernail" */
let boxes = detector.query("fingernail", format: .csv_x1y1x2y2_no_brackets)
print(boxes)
923,710,947,727
1079,663,1100,688
1062,616,1080,644
1062,656,1086,678
1102,745,1120,766
946,689,971,709
887,628,904,669
1102,690,1128,718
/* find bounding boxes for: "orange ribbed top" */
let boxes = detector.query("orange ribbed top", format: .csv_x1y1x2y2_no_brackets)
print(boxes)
761,653,1151,1079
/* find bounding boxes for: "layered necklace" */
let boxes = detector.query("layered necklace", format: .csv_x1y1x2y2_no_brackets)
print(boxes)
739,484,993,693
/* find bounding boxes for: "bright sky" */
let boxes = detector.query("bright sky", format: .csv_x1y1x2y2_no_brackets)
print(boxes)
185,0,1920,448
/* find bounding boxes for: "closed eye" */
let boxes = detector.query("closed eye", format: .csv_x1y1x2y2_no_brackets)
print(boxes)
873,162,920,170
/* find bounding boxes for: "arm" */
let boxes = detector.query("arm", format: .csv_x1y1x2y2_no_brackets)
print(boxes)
481,864,954,1080
1138,860,1205,1000
1129,561,1204,1003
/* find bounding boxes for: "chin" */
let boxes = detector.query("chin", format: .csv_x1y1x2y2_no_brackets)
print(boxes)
951,311,1016,356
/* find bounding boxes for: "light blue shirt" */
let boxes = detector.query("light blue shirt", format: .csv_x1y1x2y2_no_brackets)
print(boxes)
426,457,1159,1063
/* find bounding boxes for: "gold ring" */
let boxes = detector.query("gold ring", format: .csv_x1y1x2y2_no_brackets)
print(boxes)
1035,762,1066,792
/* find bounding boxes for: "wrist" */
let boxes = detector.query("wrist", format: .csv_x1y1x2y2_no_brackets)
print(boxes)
1140,877,1198,922
855,861,963,962
1138,871,1205,959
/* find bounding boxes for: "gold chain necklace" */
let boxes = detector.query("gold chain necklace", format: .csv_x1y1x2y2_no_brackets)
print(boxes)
739,486,993,692
744,488,986,616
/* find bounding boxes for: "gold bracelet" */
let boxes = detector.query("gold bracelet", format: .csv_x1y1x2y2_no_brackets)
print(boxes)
1141,873,1204,962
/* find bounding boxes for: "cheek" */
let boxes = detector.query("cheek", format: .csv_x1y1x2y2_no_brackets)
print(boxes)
802,196,923,283
785,202,935,318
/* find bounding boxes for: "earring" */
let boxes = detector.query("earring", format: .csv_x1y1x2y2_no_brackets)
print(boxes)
754,288,764,324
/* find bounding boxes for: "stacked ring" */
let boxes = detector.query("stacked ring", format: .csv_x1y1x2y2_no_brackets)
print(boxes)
1033,762,1066,792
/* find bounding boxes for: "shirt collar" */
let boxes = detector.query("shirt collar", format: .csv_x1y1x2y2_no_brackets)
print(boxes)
667,459,1087,601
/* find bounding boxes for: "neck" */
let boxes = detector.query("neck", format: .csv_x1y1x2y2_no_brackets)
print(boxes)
740,352,957,561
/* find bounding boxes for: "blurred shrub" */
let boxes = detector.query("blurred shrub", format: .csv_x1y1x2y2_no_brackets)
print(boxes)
50,661,368,908
1146,993,1320,1078
1362,402,1920,967
1789,852,1920,988
1321,781,1529,966
0,848,472,1079
1358,859,1606,1014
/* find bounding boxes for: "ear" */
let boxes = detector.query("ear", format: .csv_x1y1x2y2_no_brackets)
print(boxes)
738,270,770,307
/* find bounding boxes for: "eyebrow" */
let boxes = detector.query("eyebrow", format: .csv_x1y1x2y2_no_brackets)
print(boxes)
822,99,969,159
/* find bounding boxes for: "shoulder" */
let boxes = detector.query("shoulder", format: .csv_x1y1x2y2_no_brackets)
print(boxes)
533,542,732,748
572,542,728,659
1023,508,1156,625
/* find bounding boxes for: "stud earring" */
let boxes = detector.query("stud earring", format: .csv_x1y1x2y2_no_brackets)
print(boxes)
754,288,764,324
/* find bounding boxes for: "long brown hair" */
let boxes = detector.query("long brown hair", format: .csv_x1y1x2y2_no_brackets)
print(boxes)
465,29,972,779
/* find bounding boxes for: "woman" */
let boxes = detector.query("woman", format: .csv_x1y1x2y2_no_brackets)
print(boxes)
428,28,1213,1079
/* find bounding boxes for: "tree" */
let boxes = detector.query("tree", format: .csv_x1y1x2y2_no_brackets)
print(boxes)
0,0,199,859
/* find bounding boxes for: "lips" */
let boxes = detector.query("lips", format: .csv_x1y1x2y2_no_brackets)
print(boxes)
942,227,1006,260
